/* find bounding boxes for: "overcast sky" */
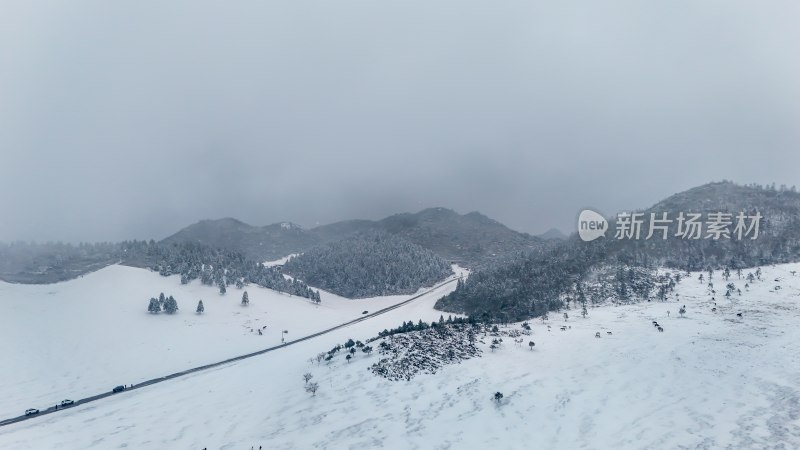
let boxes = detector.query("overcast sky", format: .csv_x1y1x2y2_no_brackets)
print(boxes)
1,0,798,242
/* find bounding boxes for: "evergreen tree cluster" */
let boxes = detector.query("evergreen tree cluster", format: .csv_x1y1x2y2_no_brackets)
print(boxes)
147,292,178,314
436,239,683,322
120,241,320,302
436,240,605,322
376,314,475,339
283,230,452,298
368,323,482,381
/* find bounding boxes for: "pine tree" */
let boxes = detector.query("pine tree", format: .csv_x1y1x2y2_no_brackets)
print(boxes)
241,291,249,306
163,295,179,314
196,300,204,314
148,298,161,314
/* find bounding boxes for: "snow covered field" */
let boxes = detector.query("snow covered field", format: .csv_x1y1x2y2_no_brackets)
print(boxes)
2,263,800,449
0,264,464,420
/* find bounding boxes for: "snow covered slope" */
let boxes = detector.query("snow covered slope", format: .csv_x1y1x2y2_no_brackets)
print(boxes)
0,264,465,420
2,263,800,449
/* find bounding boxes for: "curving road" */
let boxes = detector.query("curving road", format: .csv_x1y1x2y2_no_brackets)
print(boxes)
0,276,461,428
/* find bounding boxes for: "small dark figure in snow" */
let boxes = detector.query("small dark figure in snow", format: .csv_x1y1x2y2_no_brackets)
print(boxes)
494,392,504,403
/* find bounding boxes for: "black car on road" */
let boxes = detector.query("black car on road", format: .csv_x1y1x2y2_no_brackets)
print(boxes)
112,385,125,393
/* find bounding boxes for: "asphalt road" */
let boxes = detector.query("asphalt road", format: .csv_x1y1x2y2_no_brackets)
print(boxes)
0,276,461,428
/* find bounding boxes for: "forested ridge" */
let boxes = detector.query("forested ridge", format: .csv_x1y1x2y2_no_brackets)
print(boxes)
436,182,800,321
284,230,452,298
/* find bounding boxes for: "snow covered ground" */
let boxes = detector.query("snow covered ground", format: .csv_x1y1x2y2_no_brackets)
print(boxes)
2,263,800,449
0,264,465,420
262,254,299,268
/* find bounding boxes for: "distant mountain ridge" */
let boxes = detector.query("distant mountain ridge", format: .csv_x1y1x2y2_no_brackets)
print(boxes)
8,181,796,288
435,181,800,320
608,181,800,268
162,208,545,268
161,218,321,263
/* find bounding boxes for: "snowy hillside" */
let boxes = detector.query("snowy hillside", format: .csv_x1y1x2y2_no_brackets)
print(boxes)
0,264,465,420
2,263,800,449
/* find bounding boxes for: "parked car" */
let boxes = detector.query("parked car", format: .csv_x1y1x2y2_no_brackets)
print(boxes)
112,385,125,393
24,408,39,416
60,399,74,407
362,310,369,314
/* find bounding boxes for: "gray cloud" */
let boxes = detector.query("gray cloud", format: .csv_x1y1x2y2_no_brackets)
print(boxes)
1,0,798,242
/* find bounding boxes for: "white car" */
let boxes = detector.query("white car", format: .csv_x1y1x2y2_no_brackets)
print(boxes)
61,399,74,407
24,408,39,416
